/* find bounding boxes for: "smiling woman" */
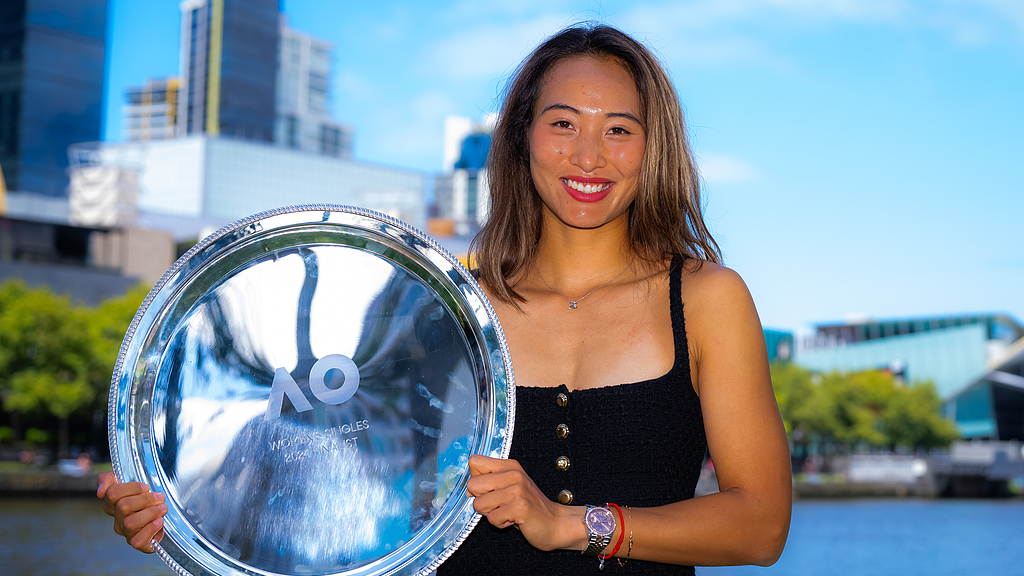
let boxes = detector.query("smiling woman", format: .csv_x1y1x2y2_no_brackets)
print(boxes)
440,23,793,575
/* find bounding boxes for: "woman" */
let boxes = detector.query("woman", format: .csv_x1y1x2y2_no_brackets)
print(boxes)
437,24,791,574
99,24,791,574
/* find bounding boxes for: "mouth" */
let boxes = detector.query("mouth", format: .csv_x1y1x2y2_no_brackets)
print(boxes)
562,178,611,194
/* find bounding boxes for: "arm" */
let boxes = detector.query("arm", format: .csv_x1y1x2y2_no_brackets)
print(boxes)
469,264,792,566
621,264,791,565
97,471,168,553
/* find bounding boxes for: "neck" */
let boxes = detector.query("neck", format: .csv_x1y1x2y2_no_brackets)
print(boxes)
532,211,633,295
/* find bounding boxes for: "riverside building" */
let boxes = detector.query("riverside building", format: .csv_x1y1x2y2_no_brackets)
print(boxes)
797,314,1024,440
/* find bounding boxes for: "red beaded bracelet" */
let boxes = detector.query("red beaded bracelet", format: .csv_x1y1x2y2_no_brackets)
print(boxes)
598,502,626,570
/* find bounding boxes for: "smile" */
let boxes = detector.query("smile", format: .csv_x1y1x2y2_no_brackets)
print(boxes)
562,178,611,194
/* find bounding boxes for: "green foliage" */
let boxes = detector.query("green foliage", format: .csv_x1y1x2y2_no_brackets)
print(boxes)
770,362,960,450
24,427,50,446
0,281,95,419
882,381,960,448
0,280,148,450
86,284,150,409
0,426,12,443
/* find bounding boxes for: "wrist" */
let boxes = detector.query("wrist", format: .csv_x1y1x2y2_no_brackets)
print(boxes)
556,506,590,552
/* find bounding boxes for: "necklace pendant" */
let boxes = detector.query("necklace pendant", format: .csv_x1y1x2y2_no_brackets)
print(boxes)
568,301,578,310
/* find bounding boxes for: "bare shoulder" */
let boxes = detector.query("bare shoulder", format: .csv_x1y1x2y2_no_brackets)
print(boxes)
678,260,766,391
678,260,756,314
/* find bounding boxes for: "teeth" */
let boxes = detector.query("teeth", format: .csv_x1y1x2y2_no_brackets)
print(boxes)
564,179,610,194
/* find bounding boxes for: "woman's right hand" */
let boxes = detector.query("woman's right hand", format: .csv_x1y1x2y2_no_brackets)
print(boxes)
96,471,167,553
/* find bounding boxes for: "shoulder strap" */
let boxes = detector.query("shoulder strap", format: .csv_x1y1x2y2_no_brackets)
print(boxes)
668,254,690,372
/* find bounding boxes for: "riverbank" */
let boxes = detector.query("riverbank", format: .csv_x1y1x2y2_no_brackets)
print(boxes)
0,462,109,495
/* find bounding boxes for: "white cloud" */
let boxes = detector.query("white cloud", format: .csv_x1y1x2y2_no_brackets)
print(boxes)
698,152,758,183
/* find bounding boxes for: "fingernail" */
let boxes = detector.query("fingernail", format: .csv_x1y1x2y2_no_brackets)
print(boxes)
157,503,168,513
154,493,165,502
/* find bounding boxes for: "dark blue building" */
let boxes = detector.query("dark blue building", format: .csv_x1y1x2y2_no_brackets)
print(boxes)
453,132,490,172
179,0,278,142
0,0,107,197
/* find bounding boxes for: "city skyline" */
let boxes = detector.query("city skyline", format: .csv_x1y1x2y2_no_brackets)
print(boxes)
102,0,1024,333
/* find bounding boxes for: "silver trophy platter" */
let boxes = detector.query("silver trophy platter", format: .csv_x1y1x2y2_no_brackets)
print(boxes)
108,205,514,576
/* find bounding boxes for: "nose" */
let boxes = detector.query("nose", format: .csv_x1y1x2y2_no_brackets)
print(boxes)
569,130,606,173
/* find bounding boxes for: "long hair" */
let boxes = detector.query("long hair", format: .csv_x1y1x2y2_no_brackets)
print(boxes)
471,24,721,306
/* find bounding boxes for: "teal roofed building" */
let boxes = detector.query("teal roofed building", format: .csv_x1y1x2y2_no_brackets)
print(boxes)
796,314,1024,441
764,329,794,362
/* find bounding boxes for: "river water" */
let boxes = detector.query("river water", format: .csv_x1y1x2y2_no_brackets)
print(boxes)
1,497,1022,576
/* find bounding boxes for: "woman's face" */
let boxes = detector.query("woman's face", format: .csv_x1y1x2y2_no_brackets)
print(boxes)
528,55,646,231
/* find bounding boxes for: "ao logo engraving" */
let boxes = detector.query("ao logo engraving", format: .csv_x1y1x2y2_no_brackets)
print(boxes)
264,354,360,420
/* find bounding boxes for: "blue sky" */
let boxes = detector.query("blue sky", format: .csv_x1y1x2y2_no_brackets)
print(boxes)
103,0,1024,334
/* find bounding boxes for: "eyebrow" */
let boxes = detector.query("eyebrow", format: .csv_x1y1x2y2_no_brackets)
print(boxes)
540,104,642,125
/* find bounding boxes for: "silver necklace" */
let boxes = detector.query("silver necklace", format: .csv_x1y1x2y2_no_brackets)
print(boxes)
533,257,634,309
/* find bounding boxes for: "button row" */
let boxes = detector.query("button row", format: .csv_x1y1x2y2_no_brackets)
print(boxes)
555,390,571,504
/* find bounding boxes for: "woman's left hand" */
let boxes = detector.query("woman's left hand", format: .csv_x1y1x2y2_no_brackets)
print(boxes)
467,454,584,552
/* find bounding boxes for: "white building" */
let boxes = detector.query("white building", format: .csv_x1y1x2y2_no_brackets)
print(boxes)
72,136,425,240
275,21,353,158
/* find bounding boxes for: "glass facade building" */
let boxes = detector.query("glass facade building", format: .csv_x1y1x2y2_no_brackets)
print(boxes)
797,314,1024,439
178,0,277,142
274,22,352,158
0,0,107,197
123,77,179,140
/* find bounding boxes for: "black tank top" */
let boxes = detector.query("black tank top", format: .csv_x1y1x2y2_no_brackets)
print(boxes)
440,255,706,575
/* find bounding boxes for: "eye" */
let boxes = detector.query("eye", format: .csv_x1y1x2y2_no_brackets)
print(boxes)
552,120,573,129
609,126,631,135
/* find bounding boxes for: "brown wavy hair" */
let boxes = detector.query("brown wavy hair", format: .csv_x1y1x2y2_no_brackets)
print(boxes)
470,24,721,305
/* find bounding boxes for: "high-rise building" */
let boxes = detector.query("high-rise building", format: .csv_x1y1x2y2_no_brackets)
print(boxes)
177,0,278,142
434,115,494,236
275,21,352,158
0,0,107,197
123,78,180,141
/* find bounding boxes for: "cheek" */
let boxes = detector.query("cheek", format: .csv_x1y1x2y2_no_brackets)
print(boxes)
613,146,645,177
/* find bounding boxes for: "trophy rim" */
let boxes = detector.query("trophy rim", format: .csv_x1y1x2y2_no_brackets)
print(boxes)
107,203,515,576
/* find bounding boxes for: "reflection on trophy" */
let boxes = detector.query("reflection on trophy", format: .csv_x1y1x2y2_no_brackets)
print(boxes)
110,206,513,576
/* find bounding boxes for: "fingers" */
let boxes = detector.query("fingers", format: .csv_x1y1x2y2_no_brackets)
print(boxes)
102,481,148,516
468,454,510,476
129,516,165,554
119,494,167,536
96,474,167,555
96,471,116,499
467,455,530,498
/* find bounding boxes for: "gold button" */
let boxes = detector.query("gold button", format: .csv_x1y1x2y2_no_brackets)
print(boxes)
555,392,568,408
557,489,574,505
556,455,571,471
556,423,569,439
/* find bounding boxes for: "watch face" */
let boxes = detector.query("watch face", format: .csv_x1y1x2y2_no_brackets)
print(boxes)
586,507,616,537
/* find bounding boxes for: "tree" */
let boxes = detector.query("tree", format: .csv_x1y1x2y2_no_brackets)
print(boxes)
883,380,960,449
0,281,95,457
769,363,959,452
86,284,150,412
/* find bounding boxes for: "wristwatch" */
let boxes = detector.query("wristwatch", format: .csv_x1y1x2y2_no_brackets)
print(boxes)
581,505,616,556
